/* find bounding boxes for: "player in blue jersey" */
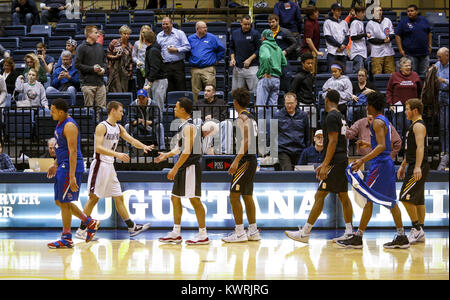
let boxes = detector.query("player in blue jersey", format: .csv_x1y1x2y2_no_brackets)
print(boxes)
46,99,100,249
338,91,409,249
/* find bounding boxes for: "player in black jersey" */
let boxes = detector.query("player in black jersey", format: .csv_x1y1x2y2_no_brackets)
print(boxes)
398,98,430,244
155,97,210,245
285,90,354,243
222,88,261,243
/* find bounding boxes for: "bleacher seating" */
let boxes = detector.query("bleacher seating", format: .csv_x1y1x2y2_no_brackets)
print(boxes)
46,93,73,106
48,36,71,49
20,37,44,49
133,10,156,25
54,23,77,37
108,11,131,24
4,25,27,37
167,91,194,105
373,74,392,92
27,25,52,39
84,12,107,24
0,37,19,50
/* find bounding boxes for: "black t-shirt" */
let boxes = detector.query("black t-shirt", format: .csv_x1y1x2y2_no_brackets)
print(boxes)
405,119,428,165
322,109,348,164
177,118,201,169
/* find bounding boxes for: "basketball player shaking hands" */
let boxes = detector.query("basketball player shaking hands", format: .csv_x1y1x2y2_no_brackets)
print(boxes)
222,88,261,243
285,89,354,244
75,101,154,240
155,97,210,245
47,99,100,249
397,98,429,245
337,91,408,249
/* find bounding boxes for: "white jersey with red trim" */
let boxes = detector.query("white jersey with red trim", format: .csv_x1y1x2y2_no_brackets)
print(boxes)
94,121,121,164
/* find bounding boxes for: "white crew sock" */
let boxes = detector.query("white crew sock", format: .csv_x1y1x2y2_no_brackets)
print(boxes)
345,223,353,234
173,224,181,234
303,223,313,234
235,224,245,234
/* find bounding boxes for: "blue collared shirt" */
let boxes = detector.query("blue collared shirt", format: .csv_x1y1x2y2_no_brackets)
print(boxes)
0,153,16,172
436,61,449,91
188,32,225,68
156,27,191,63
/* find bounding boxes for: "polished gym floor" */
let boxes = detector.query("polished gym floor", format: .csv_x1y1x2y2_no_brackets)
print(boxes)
0,229,447,280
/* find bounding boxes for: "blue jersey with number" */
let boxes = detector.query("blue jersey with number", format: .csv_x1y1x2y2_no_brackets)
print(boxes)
54,116,84,173
370,114,392,161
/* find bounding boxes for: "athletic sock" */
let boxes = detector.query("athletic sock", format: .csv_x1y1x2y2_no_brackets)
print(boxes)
235,224,245,234
356,229,364,236
412,221,421,231
62,227,71,236
397,227,405,236
124,219,135,229
419,223,425,231
248,223,258,233
303,223,313,234
345,222,353,234
173,224,181,235
79,213,88,224
199,228,207,236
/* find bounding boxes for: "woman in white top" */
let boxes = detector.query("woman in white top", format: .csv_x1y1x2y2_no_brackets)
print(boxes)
132,25,152,90
0,74,7,107
322,61,353,118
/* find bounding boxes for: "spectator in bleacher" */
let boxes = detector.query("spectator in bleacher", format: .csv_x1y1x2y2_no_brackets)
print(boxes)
268,14,298,60
349,6,368,73
54,38,77,70
348,68,376,123
106,25,133,93
188,21,225,102
133,25,152,91
157,17,191,92
143,30,167,120
0,75,6,107
12,0,39,31
40,137,56,159
345,107,402,162
46,50,79,105
229,15,260,94
1,57,20,95
275,92,310,171
40,0,70,25
366,6,396,75
195,84,232,154
386,57,422,136
436,47,449,164
298,129,324,165
75,25,107,108
256,29,287,122
0,142,16,173
36,42,54,75
273,0,303,36
14,68,48,108
23,53,47,85
289,52,315,104
395,5,432,76
322,61,353,117
300,5,324,75
126,89,165,153
323,2,349,71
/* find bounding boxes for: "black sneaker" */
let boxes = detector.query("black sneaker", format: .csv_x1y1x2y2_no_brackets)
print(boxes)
383,234,410,249
336,234,363,249
128,223,151,237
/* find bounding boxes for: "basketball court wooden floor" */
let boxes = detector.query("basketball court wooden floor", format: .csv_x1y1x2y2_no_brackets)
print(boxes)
0,229,447,280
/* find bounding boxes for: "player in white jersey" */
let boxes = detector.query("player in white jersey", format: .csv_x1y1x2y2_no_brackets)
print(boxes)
75,101,154,239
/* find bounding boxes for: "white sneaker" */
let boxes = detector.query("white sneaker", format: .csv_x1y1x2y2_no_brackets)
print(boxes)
332,232,354,243
74,228,99,241
247,228,261,241
128,223,151,237
159,231,182,244
408,227,425,244
185,233,210,245
222,231,248,243
285,226,310,243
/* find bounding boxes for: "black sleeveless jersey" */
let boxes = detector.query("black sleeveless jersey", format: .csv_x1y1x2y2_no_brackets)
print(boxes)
177,118,201,168
405,119,428,165
236,110,258,160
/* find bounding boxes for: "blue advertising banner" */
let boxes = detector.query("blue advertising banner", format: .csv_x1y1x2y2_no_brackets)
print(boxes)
0,172,448,228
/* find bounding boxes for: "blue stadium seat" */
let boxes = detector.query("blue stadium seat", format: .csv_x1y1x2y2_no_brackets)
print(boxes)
108,12,131,24
54,23,77,37
107,92,133,106
216,75,226,91
133,10,156,25
20,37,44,49
230,22,241,33
167,91,194,105
58,13,82,25
373,74,392,92
105,24,124,35
439,34,449,48
28,25,52,39
0,37,19,50
46,48,64,61
46,92,73,106
12,49,32,63
36,108,56,141
255,22,270,33
181,22,196,35
383,11,397,22
207,22,227,35
4,25,27,37
84,12,107,24
254,14,270,22
425,12,447,25
315,74,332,96
4,108,35,140
48,36,71,49
217,34,227,49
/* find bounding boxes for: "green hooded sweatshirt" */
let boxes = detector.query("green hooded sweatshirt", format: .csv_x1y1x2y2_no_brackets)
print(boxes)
256,29,287,79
